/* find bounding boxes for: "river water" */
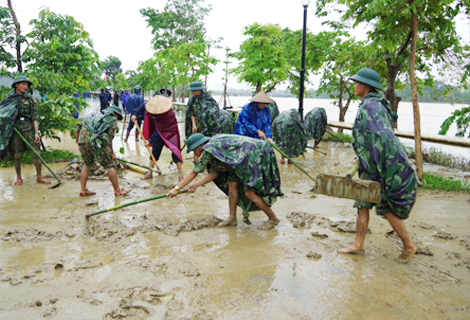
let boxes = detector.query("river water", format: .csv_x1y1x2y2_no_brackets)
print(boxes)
0,97,469,319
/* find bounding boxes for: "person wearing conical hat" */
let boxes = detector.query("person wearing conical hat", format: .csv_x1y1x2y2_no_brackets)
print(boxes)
234,91,273,141
338,68,417,262
131,95,184,181
0,75,51,186
74,106,131,197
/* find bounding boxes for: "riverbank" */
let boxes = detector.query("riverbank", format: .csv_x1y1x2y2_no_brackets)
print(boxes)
0,122,469,319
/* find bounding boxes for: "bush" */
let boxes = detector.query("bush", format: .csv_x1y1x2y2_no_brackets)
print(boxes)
420,172,470,193
0,148,79,167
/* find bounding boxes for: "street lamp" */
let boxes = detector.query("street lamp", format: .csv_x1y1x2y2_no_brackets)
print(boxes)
298,0,311,122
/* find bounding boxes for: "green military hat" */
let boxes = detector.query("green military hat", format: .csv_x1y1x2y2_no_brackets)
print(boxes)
350,68,383,90
106,105,123,120
11,75,33,88
186,133,209,152
187,81,205,91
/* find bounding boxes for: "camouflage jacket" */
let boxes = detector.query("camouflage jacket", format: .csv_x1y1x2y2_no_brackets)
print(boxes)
272,109,307,158
195,134,283,224
78,110,117,149
184,92,220,138
266,100,280,122
353,92,417,219
0,92,38,152
304,107,327,145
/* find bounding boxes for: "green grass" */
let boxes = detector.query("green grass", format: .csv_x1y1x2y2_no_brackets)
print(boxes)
404,146,470,172
327,132,354,143
0,148,79,167
420,172,470,193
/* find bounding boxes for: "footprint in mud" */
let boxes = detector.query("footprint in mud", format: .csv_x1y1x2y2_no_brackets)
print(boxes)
105,303,150,320
163,300,184,319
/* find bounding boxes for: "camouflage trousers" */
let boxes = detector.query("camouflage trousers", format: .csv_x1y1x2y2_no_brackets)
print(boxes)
79,142,116,169
9,129,40,160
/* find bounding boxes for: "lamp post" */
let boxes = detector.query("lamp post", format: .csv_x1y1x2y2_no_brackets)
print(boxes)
298,0,311,122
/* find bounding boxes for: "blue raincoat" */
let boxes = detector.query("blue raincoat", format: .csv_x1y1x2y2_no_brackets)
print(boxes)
234,102,272,139
125,92,144,115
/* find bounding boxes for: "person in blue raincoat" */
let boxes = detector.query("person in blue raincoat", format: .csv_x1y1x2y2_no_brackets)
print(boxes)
124,85,144,142
121,89,130,111
234,91,273,140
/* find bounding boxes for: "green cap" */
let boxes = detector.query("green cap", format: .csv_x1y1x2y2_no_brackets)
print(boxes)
350,68,383,90
186,133,209,153
187,81,205,91
106,105,123,120
12,75,33,88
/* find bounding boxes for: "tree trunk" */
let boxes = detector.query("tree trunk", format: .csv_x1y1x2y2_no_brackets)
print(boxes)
7,0,22,73
384,67,402,128
409,0,424,183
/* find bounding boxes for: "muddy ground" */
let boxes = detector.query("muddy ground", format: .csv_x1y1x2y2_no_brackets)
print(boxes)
0,123,469,319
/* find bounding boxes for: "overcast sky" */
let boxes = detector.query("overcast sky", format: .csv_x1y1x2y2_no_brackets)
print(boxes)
5,0,470,91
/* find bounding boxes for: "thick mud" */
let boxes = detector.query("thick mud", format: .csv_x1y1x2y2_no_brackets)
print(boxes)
0,122,469,319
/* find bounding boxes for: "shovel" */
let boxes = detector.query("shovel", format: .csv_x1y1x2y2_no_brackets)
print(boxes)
315,161,381,203
13,128,62,188
266,139,380,203
306,145,327,162
132,118,162,175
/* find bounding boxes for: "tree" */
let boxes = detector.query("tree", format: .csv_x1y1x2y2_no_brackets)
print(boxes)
316,0,469,120
101,55,122,84
307,30,366,125
114,73,129,91
2,7,101,140
140,0,211,51
229,23,289,93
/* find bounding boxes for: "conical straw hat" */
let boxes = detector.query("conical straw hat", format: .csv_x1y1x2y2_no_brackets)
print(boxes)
145,95,173,115
250,91,273,104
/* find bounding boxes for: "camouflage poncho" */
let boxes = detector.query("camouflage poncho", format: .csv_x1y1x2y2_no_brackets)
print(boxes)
304,107,327,145
0,92,38,159
217,109,235,135
353,92,417,219
266,100,280,122
272,109,307,158
82,109,117,149
185,92,221,138
199,134,283,223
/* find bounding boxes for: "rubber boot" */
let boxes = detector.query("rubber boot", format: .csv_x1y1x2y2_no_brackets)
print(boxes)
135,129,139,141
124,130,130,142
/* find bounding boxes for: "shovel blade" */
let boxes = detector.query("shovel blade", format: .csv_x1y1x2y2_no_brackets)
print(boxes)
315,173,381,203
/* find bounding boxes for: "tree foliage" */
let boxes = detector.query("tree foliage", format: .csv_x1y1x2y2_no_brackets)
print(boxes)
229,23,289,93
101,55,122,83
0,6,101,141
316,0,469,121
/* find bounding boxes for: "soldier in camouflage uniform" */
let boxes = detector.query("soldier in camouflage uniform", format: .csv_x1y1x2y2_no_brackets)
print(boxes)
168,133,283,230
185,81,227,138
338,68,417,262
272,109,307,164
0,75,51,185
74,106,131,197
304,107,327,148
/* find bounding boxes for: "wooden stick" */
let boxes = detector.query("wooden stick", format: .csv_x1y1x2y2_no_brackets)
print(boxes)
13,128,62,188
120,111,127,140
265,139,316,182
86,190,188,218
117,158,160,173
180,123,201,151
306,145,327,156
132,118,162,174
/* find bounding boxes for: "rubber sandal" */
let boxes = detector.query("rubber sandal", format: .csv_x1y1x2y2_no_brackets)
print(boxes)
37,177,51,184
115,188,131,196
14,178,23,186
80,189,96,197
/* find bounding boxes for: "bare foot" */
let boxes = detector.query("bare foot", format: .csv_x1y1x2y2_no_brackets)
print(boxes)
338,246,365,255
178,174,184,182
258,218,280,230
396,244,417,263
278,159,285,164
218,216,237,227
140,171,153,180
